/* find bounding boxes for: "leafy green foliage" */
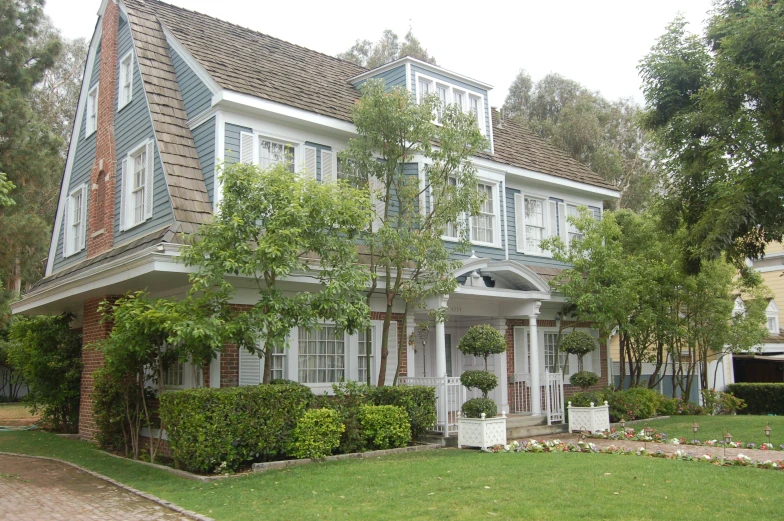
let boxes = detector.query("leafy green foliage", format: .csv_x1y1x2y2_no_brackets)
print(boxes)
342,79,488,385
459,370,498,399
315,381,372,454
181,161,371,383
359,404,411,450
337,29,436,68
640,3,784,268
569,371,600,390
6,314,81,432
289,408,345,460
369,385,437,440
726,383,784,415
560,332,597,358
457,325,506,371
607,387,661,422
160,383,314,473
0,173,15,208
461,397,497,419
700,388,745,416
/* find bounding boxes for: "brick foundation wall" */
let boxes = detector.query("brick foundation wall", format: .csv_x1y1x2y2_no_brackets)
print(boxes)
87,0,118,258
79,296,119,440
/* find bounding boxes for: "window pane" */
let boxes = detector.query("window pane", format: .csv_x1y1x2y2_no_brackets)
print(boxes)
298,326,346,383
471,183,495,243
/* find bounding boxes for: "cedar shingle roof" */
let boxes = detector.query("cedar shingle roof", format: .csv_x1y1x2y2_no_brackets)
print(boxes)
124,0,213,231
125,0,616,192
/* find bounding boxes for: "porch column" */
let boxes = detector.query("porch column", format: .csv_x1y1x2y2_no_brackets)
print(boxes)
491,319,509,414
427,295,450,378
406,313,416,378
529,309,542,416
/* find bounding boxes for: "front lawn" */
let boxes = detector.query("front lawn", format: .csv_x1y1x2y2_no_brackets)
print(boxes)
639,415,784,446
1,431,783,520
0,403,37,424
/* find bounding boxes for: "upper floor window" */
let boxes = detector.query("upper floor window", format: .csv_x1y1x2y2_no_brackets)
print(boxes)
418,78,431,105
118,51,133,109
441,176,460,240
86,84,99,135
469,96,480,121
239,132,297,174
120,140,154,231
303,146,335,183
471,182,496,245
566,204,583,246
524,196,546,254
63,184,88,257
766,300,779,334
436,84,448,121
414,73,486,135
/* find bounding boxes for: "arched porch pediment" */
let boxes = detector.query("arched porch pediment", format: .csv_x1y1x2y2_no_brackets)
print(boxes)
454,258,552,294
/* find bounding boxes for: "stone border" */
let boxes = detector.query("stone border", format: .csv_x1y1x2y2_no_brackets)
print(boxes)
610,416,671,428
252,443,441,473
0,452,214,521
100,450,237,483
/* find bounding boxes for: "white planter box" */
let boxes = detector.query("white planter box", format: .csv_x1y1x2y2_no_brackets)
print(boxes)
567,401,610,434
457,412,507,450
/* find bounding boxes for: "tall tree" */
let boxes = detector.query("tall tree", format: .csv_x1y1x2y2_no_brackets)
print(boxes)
342,79,486,386
0,2,63,295
503,70,661,211
338,28,436,69
639,2,784,270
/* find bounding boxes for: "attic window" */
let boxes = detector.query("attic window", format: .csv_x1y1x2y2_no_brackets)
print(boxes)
63,184,88,257
414,72,486,135
766,300,779,334
118,51,133,110
86,83,99,135
120,140,154,231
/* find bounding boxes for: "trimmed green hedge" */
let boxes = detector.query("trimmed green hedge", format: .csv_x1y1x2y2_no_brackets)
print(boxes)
359,405,411,449
159,383,313,473
289,408,344,460
369,385,436,439
726,383,784,415
461,397,497,418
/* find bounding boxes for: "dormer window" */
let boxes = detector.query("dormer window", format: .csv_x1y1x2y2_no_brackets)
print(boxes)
118,50,133,110
469,96,479,121
418,78,431,104
453,90,464,110
414,72,486,136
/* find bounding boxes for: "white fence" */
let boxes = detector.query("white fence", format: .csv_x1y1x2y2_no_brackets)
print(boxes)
508,372,565,426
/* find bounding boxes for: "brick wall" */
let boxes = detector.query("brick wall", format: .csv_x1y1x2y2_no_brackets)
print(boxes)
87,0,118,258
79,295,119,440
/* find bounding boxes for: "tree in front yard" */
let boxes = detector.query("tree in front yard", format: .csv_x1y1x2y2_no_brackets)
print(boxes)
342,79,487,386
181,161,372,384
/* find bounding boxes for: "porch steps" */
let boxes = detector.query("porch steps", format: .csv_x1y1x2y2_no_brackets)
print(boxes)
506,415,568,440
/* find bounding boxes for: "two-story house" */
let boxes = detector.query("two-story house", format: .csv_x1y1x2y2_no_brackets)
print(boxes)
12,0,619,440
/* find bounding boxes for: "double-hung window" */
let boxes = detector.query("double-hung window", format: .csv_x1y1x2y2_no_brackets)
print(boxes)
86,84,99,135
165,362,184,387
260,138,295,172
120,140,154,231
118,51,133,109
64,184,88,257
298,326,345,384
436,84,448,121
544,332,568,374
524,196,546,254
418,78,432,105
357,327,375,384
566,204,583,247
469,96,480,122
471,182,496,244
270,344,286,381
453,89,465,110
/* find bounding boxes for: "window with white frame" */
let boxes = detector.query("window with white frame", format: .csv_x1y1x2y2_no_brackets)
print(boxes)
118,51,133,109
418,77,432,105
765,300,779,334
165,361,184,388
357,326,375,384
260,137,295,172
436,84,448,121
469,96,480,121
298,326,345,384
453,89,465,110
544,332,568,374
524,196,546,254
415,73,486,135
566,204,583,246
86,84,99,135
471,182,496,244
441,176,460,240
64,184,88,257
270,344,286,381
120,140,154,231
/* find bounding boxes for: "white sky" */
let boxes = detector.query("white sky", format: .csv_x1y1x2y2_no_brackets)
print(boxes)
45,0,715,107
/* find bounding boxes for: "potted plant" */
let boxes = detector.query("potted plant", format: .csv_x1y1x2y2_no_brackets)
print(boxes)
456,324,507,450
562,330,609,433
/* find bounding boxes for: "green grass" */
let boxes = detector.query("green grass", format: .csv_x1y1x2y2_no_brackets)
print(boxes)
0,403,35,421
2,431,783,520
642,415,784,446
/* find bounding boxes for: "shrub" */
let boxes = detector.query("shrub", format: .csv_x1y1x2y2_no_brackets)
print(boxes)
656,395,679,416
607,387,660,422
461,397,497,418
317,381,372,454
569,371,599,390
359,405,411,449
568,390,608,408
726,383,784,415
560,331,597,371
457,325,506,370
460,370,498,398
701,388,746,415
289,408,344,460
369,385,436,440
159,383,313,473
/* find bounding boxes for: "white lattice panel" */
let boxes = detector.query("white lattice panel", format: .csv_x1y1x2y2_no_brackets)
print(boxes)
457,416,507,449
567,402,610,433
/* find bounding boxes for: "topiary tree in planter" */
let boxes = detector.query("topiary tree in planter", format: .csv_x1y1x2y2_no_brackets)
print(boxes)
559,331,597,373
457,325,506,418
569,370,600,390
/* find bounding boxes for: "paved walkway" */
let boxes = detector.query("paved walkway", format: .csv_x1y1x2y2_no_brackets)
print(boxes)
0,454,192,520
535,433,784,461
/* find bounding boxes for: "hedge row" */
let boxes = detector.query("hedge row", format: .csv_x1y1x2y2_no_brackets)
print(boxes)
726,383,784,415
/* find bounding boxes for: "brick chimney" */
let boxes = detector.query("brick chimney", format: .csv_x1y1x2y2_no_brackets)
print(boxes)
87,0,119,258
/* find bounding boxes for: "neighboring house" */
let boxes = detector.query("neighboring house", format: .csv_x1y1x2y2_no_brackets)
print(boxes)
11,0,618,440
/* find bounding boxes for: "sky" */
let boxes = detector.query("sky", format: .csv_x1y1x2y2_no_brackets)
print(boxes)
44,0,715,108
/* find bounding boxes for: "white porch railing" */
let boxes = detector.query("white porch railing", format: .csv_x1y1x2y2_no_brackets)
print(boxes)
508,372,565,426
398,375,472,436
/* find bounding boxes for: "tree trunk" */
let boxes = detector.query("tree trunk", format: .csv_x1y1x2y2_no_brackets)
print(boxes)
262,345,272,384
377,297,394,387
617,332,627,391
12,255,21,295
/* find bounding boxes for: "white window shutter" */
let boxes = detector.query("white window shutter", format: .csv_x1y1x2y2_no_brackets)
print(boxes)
144,141,154,220
514,193,525,253
385,321,398,385
239,132,254,164
547,200,558,238
119,158,128,232
239,344,262,386
63,197,72,257
303,146,317,181
558,202,568,244
79,185,88,251
321,150,334,183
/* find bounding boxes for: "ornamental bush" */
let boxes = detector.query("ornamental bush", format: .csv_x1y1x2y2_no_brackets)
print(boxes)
700,388,746,415
316,381,372,454
359,405,411,449
159,383,313,473
461,397,497,418
569,390,608,408
726,383,784,415
369,385,436,440
569,371,599,390
607,387,660,422
289,408,344,460
460,370,498,398
457,325,506,370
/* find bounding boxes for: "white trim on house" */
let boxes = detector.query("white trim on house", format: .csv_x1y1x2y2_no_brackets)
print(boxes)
86,83,99,136
349,56,493,90
469,179,502,248
414,71,487,137
63,183,88,258
119,139,155,232
118,49,134,110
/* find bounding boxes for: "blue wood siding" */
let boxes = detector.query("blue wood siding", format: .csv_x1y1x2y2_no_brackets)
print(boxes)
354,65,407,91
410,64,491,139
112,15,173,244
170,47,212,120
224,123,250,166
52,36,102,272
193,117,215,203
506,186,571,269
